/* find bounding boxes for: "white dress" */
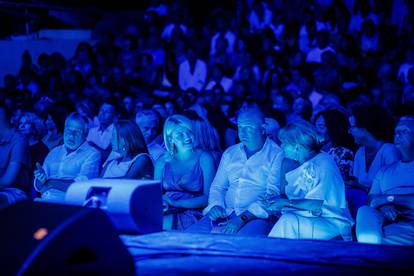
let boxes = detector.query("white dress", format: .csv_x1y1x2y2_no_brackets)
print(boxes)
102,152,151,178
269,152,354,240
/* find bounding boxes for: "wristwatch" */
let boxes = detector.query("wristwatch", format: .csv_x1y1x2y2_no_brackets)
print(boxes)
240,214,249,222
387,195,395,203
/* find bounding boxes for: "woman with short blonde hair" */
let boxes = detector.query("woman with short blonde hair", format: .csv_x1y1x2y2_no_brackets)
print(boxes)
268,120,354,241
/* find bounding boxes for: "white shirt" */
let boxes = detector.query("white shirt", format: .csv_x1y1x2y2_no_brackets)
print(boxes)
147,140,166,162
205,77,233,93
87,124,114,150
161,24,187,42
179,59,207,92
370,160,414,220
41,142,101,183
306,46,336,63
248,9,273,33
370,160,414,196
204,138,283,219
398,63,414,84
353,143,400,188
210,31,236,56
285,152,354,229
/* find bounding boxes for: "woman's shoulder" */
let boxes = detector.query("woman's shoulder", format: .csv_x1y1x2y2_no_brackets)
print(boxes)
198,150,215,164
313,152,338,167
132,152,152,162
155,153,169,167
380,143,398,153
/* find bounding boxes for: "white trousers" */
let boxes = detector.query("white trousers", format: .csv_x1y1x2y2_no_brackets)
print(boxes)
268,213,340,240
356,205,414,246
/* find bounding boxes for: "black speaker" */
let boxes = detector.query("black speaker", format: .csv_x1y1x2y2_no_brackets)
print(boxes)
0,201,135,276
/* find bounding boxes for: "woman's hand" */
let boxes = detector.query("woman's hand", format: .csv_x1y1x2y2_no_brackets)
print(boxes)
380,205,400,222
268,198,290,212
163,195,178,208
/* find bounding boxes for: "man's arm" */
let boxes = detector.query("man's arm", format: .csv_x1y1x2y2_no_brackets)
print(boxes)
204,153,230,214
203,153,230,221
77,150,101,180
370,194,414,209
39,179,74,193
246,151,286,219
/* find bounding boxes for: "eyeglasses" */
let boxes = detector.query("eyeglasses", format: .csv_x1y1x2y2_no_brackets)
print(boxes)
64,128,84,137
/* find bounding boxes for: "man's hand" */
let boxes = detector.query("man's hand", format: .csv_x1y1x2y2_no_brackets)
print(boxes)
207,205,227,221
380,205,400,222
34,162,47,186
223,216,245,234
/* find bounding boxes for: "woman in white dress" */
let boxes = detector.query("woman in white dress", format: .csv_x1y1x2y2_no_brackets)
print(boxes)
268,120,354,240
102,120,153,179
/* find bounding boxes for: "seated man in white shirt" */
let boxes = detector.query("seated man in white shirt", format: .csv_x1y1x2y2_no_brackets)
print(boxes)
187,106,283,235
204,64,233,93
34,113,101,202
306,30,335,64
136,109,165,162
87,101,116,158
356,116,414,246
178,47,207,92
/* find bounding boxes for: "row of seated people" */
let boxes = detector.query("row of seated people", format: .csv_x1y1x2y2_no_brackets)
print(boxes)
0,103,413,245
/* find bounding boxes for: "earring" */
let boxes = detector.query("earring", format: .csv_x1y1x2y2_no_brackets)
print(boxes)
169,144,175,157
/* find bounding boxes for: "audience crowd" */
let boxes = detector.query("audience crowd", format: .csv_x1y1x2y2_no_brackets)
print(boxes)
0,0,414,246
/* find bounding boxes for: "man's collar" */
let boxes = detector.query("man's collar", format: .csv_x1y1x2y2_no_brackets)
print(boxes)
98,123,114,132
64,141,87,155
239,137,268,155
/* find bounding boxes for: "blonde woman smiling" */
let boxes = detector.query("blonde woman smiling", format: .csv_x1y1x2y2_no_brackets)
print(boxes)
155,115,216,230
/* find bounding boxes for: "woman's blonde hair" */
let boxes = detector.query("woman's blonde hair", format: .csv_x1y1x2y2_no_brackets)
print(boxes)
163,114,193,156
279,119,323,152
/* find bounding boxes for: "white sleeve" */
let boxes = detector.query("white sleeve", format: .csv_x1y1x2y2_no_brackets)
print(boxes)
203,153,229,215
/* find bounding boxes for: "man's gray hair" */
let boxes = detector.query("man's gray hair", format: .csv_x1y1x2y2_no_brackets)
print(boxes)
65,112,89,133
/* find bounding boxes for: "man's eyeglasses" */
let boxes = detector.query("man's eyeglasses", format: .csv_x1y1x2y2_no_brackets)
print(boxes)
64,128,84,137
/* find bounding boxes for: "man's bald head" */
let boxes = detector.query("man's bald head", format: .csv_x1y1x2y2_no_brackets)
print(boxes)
399,116,414,130
237,106,266,150
237,106,265,126
395,116,414,157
